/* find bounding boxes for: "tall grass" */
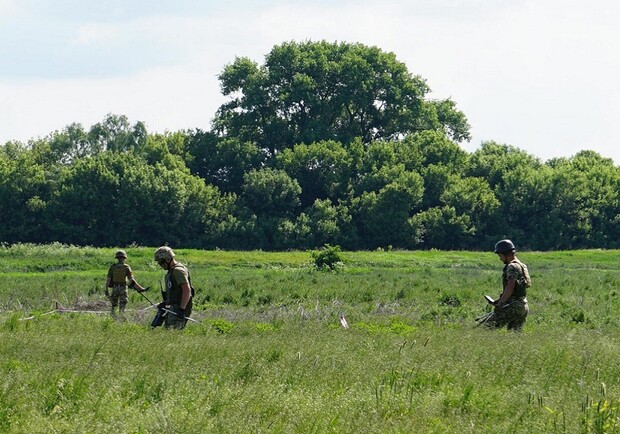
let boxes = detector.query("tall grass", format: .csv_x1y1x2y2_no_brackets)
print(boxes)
1,244,620,432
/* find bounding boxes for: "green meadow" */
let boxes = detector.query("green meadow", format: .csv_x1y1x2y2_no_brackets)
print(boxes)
2,244,620,433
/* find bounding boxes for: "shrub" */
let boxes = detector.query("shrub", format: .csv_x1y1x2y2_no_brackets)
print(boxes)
311,244,344,271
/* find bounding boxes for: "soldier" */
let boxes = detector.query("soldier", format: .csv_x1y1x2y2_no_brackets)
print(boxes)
154,246,194,329
105,250,146,316
486,239,531,331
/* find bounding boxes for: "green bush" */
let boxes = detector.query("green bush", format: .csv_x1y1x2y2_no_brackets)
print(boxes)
311,244,344,271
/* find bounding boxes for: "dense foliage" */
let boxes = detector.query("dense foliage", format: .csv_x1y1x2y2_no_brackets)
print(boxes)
2,41,619,250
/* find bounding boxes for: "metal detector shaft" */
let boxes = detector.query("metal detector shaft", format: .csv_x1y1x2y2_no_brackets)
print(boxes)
132,287,198,323
160,306,199,323
475,311,494,327
133,287,157,306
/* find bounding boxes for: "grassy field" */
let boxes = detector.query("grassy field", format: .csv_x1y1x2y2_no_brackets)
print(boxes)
1,243,620,433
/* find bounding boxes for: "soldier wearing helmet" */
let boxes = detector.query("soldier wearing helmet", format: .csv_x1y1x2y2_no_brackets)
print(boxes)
485,239,531,331
105,249,146,316
154,246,194,329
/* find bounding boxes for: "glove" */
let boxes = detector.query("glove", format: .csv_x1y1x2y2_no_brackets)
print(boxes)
151,308,166,328
177,307,186,320
157,302,166,309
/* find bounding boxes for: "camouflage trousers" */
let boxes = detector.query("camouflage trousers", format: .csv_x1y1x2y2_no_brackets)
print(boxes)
485,297,529,331
109,284,128,313
164,299,193,330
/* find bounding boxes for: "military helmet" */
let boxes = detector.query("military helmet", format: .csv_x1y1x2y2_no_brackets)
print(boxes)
494,239,516,254
115,249,127,259
154,246,175,261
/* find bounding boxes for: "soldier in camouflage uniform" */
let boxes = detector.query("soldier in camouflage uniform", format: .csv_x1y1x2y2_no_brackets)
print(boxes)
486,239,531,331
154,246,194,329
105,250,146,316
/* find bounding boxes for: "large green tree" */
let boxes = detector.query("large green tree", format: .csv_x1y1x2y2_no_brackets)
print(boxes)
35,114,148,165
44,152,234,247
540,151,620,248
466,141,542,189
213,41,470,154
351,171,424,248
440,176,501,247
185,131,264,194
5,36,620,252
0,142,51,243
275,140,358,208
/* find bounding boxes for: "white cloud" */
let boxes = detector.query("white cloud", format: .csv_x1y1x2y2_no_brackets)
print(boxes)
72,23,121,46
0,0,19,18
0,65,224,142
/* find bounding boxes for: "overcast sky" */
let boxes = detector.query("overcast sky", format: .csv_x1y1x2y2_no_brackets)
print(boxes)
1,0,619,164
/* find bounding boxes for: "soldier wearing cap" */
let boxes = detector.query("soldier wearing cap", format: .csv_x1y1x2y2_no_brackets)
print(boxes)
487,239,531,331
154,246,194,329
105,250,146,316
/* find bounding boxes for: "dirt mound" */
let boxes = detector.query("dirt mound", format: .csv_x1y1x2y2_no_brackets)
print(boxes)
54,298,108,312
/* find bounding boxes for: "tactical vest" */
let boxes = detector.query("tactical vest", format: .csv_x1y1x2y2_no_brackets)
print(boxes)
507,259,531,298
165,263,195,305
109,263,131,285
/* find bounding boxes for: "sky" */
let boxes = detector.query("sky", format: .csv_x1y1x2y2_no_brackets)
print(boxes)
1,0,619,164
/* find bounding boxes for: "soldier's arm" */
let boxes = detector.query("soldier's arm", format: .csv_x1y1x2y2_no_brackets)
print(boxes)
127,272,146,291
180,282,191,310
496,279,516,307
105,267,113,288
126,266,145,291
105,269,112,296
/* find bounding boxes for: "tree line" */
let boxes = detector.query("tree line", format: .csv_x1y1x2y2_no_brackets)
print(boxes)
2,41,619,251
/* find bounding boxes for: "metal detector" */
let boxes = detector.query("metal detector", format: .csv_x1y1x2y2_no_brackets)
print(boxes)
132,287,199,325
